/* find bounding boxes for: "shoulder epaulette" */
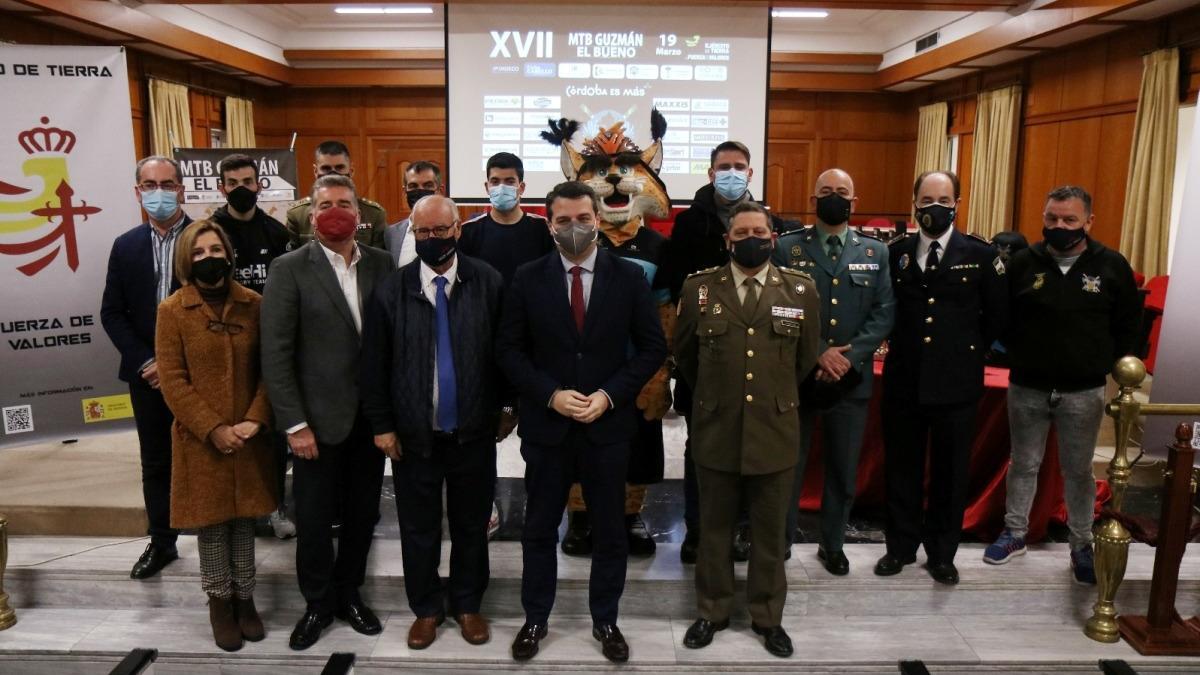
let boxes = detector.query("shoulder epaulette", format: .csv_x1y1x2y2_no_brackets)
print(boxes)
854,231,884,243
888,232,915,246
966,232,990,244
359,198,383,209
288,197,311,210
780,266,813,280
686,266,721,279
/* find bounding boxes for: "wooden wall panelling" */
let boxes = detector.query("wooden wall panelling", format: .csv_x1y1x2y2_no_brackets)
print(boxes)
955,132,975,232
765,140,813,217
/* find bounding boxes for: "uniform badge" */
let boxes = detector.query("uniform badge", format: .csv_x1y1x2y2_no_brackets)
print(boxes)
993,257,1006,275
1032,272,1045,290
866,248,874,258
791,245,802,257
899,253,910,271
713,303,723,315
698,284,709,314
770,275,780,284
795,282,805,294
1082,274,1101,293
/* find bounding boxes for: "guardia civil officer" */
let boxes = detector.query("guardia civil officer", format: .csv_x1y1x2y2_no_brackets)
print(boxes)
674,201,820,657
772,168,894,575
876,171,1008,585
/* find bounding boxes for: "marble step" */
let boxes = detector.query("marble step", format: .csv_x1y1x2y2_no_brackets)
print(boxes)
2,607,1200,674
8,538,1200,622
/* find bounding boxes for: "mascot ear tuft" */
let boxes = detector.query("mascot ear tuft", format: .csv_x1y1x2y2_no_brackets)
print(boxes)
650,108,667,143
540,118,580,147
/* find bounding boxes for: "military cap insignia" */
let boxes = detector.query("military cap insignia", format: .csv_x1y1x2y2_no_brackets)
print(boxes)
1032,272,1045,290
1081,274,1101,293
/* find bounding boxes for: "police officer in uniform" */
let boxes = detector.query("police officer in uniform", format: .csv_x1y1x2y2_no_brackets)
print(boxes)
772,168,894,575
286,140,388,249
674,201,820,658
876,171,1008,585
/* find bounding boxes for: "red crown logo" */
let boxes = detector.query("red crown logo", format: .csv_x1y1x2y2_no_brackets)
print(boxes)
19,116,76,154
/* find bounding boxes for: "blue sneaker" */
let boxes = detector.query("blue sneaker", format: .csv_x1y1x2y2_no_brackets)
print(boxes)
983,529,1026,565
1071,544,1096,585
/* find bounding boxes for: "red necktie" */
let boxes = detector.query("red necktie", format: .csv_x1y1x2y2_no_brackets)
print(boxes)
570,265,585,333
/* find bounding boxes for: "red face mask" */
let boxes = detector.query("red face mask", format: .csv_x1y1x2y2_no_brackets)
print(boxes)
315,206,358,242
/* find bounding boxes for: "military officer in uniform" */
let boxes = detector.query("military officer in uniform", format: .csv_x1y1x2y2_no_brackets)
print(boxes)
875,170,1008,585
772,168,895,575
674,201,820,658
286,140,388,249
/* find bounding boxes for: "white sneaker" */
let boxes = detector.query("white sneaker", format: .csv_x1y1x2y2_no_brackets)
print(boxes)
269,509,297,539
487,502,501,540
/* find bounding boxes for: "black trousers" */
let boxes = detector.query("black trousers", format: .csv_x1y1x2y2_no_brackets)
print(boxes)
393,435,496,618
292,416,384,614
128,380,178,549
521,426,629,625
881,396,977,565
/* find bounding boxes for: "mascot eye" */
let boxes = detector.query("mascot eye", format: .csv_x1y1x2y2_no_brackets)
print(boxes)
619,166,630,175
597,168,608,177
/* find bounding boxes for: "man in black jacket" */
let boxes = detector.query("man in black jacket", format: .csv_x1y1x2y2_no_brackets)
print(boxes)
498,181,667,663
361,194,506,650
982,186,1141,585
211,153,292,296
663,140,793,563
877,170,1008,585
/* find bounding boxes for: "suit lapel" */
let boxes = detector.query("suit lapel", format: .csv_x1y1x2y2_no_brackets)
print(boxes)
835,234,865,276
709,263,744,325
545,253,578,339
356,247,379,310
307,242,359,332
755,264,786,326
805,229,837,277
930,230,967,281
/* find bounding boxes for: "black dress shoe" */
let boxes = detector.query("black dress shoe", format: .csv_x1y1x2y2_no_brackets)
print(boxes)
682,617,729,649
818,548,850,576
873,553,915,576
680,529,699,565
927,561,960,585
732,523,752,562
289,610,334,650
336,600,382,635
751,623,794,658
626,513,656,557
561,511,592,557
511,622,547,661
592,623,629,663
130,543,178,579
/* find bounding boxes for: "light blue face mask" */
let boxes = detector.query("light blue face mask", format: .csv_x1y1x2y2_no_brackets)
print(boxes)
489,184,520,212
714,170,749,201
141,189,180,221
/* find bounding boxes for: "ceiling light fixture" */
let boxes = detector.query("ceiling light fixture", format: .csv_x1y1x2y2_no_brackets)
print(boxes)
771,9,829,19
335,6,435,15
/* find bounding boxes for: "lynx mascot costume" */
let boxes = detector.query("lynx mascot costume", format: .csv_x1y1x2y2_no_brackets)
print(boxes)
541,110,673,557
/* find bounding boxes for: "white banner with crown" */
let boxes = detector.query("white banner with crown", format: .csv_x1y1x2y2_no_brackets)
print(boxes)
0,46,138,446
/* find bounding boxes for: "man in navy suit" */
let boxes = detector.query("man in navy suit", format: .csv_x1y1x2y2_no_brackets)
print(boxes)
100,156,192,579
498,181,667,664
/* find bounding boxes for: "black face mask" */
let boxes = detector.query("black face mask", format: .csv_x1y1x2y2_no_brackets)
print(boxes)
407,189,435,209
192,256,231,286
1043,226,1087,253
729,236,773,269
226,186,258,213
415,235,457,268
815,193,851,226
916,203,956,237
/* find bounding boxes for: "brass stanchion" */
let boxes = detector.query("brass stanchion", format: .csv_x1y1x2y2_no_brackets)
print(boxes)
1084,356,1200,643
1084,358,1142,642
0,513,15,630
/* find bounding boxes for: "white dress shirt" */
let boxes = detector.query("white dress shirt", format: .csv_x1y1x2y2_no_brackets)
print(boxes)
559,245,598,310
916,227,954,272
319,241,364,333
398,220,418,268
420,255,459,430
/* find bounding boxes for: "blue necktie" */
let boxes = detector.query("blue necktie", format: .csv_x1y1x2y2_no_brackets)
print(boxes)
434,276,458,431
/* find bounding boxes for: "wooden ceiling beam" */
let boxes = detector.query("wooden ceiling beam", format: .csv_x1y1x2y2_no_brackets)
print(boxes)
772,52,883,67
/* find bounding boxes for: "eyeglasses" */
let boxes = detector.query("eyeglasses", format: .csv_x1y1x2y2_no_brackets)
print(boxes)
411,225,455,240
138,181,180,192
207,319,244,335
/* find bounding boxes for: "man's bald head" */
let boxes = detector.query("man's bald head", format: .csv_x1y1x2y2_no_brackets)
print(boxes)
811,167,857,227
410,194,460,228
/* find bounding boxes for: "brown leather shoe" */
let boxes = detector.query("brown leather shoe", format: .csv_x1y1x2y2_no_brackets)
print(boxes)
456,613,491,645
407,615,445,650
208,595,243,652
233,596,265,642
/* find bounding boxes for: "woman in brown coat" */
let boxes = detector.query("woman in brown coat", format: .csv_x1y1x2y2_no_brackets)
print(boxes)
156,219,277,652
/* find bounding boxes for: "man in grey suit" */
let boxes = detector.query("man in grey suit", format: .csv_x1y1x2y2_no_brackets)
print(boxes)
772,168,895,575
385,161,444,268
261,174,395,650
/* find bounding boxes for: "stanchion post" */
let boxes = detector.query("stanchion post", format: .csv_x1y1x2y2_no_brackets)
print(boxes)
0,513,15,630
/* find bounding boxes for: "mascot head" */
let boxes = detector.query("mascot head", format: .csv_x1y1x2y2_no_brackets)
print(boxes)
541,109,670,239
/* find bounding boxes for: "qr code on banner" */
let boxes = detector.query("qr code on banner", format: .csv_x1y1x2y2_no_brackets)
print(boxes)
3,405,34,434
